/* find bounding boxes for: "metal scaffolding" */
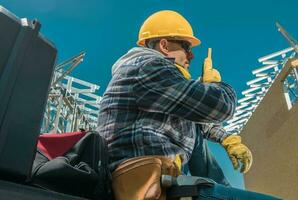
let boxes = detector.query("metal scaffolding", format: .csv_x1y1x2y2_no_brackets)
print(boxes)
41,52,102,133
224,23,298,134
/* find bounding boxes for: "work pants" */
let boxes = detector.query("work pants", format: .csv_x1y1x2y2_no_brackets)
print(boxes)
186,131,230,186
193,184,281,200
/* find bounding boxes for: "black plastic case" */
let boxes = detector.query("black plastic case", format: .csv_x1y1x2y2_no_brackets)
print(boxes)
0,6,57,181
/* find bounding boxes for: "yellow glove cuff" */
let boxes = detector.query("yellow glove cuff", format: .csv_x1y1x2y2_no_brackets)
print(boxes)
221,135,241,147
175,64,191,80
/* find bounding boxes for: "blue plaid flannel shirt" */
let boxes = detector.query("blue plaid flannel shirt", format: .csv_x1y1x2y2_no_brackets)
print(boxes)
97,47,236,170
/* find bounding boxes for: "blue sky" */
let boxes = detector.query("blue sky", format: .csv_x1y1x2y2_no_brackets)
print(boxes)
2,0,298,189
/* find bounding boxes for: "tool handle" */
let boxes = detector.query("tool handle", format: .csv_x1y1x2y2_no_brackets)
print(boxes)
161,175,176,188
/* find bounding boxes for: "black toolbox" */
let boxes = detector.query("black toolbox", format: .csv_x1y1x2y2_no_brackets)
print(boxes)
0,6,57,182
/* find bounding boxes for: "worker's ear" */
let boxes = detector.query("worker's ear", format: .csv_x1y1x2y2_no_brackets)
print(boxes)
158,39,169,55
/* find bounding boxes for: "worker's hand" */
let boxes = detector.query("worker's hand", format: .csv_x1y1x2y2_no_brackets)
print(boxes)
221,135,253,173
202,48,221,83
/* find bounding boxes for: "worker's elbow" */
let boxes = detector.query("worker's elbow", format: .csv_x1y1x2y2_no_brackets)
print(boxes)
222,102,236,121
217,94,237,122
208,103,235,124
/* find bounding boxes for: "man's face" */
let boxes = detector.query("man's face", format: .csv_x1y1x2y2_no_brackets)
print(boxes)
157,39,194,70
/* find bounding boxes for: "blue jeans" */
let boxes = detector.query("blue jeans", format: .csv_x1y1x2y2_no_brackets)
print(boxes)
194,184,281,200
184,131,230,186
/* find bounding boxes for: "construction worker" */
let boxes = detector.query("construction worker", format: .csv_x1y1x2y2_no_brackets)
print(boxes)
97,10,279,200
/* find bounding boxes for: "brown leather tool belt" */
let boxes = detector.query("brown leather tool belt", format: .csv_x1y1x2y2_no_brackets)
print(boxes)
112,156,181,200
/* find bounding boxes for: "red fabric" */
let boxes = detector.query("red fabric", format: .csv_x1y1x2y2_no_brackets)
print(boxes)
37,131,86,160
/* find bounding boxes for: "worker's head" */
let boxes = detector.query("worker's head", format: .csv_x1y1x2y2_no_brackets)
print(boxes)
137,10,201,69
146,38,193,69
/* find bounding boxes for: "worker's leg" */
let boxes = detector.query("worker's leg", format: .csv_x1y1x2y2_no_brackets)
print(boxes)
194,184,281,200
186,132,230,186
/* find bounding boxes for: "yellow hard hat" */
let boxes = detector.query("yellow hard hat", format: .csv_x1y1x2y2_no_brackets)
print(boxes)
137,10,201,47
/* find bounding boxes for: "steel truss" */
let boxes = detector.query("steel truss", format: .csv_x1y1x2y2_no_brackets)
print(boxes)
41,52,102,133
224,23,298,134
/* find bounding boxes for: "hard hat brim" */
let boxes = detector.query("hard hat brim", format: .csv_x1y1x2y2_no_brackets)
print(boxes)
137,35,201,47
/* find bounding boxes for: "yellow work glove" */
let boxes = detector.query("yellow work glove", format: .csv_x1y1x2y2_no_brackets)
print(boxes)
221,135,253,173
174,154,183,172
202,48,221,83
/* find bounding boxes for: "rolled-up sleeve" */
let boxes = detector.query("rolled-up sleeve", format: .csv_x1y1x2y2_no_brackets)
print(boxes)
133,58,237,123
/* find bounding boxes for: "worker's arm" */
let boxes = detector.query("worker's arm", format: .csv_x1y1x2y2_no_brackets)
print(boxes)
133,58,237,123
198,123,253,173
